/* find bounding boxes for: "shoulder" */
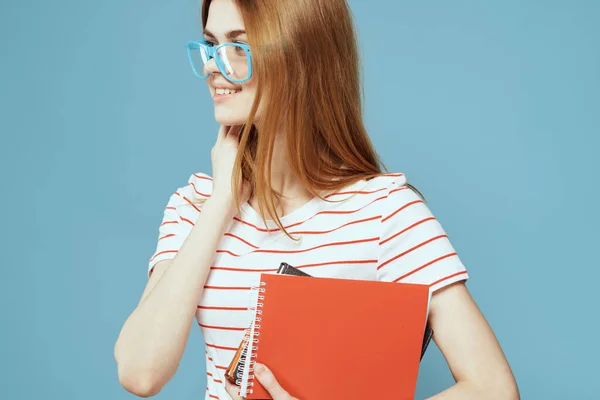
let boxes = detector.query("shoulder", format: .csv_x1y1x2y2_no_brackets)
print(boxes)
366,172,410,204
184,172,214,198
364,172,427,217
368,172,408,191
327,172,410,215
165,171,214,210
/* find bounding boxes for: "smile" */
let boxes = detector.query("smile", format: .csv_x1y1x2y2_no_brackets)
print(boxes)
215,88,240,95
213,87,242,103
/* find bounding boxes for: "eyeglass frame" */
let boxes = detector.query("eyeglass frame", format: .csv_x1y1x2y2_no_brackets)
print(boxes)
185,40,253,84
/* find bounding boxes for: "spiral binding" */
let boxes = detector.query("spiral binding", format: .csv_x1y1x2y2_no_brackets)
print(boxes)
238,280,266,396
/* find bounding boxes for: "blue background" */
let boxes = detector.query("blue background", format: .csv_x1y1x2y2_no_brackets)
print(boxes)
1,0,598,398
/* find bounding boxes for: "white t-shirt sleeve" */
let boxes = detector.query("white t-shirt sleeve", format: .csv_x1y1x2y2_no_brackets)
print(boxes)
147,172,213,277
376,176,469,292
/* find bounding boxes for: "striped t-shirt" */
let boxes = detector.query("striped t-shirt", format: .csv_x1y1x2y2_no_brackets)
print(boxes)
148,172,469,400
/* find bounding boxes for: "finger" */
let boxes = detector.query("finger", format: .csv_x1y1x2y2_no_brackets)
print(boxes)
215,124,230,147
253,363,292,399
224,379,243,399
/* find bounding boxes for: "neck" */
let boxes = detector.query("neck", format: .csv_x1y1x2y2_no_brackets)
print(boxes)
249,125,313,217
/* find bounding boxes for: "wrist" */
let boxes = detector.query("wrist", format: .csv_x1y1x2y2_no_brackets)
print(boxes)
204,194,237,218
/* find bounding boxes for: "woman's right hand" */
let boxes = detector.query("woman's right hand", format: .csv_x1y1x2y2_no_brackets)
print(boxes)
210,124,252,215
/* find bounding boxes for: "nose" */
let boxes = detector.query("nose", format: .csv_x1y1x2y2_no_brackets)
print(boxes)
203,57,220,78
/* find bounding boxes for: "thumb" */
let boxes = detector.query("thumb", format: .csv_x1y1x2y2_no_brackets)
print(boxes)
215,124,230,147
253,363,294,399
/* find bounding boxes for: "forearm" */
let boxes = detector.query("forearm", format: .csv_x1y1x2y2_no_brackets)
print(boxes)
115,197,234,393
426,381,482,400
426,380,519,400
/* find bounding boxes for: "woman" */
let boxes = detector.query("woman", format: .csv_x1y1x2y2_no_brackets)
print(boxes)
114,0,520,399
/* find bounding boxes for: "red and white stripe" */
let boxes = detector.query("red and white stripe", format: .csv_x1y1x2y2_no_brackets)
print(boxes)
148,171,469,399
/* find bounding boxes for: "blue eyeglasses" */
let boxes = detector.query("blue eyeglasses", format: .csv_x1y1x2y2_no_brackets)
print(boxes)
185,40,253,84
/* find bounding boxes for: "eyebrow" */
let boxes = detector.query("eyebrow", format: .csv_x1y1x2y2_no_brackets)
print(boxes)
203,29,247,40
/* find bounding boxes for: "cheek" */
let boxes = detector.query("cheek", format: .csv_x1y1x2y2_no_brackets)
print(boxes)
236,85,258,111
239,79,256,97
241,87,256,103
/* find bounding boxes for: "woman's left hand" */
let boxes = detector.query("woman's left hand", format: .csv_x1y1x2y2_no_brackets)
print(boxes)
225,363,298,400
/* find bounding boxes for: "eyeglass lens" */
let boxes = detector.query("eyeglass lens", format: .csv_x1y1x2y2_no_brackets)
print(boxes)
189,44,249,81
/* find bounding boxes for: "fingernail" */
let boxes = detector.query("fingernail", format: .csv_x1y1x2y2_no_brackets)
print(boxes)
254,363,265,376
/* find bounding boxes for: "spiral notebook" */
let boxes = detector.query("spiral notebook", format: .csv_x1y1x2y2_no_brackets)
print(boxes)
239,273,432,400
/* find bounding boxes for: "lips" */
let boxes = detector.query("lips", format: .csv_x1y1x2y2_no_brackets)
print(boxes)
212,80,242,90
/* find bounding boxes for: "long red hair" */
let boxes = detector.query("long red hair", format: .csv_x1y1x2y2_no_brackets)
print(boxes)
200,0,423,240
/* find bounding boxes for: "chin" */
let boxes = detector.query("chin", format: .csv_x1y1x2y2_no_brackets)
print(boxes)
214,109,247,126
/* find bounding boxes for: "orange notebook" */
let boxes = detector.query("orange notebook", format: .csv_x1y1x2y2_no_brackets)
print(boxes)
239,273,432,400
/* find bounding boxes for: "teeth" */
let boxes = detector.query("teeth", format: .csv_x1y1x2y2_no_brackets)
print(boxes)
216,88,239,95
